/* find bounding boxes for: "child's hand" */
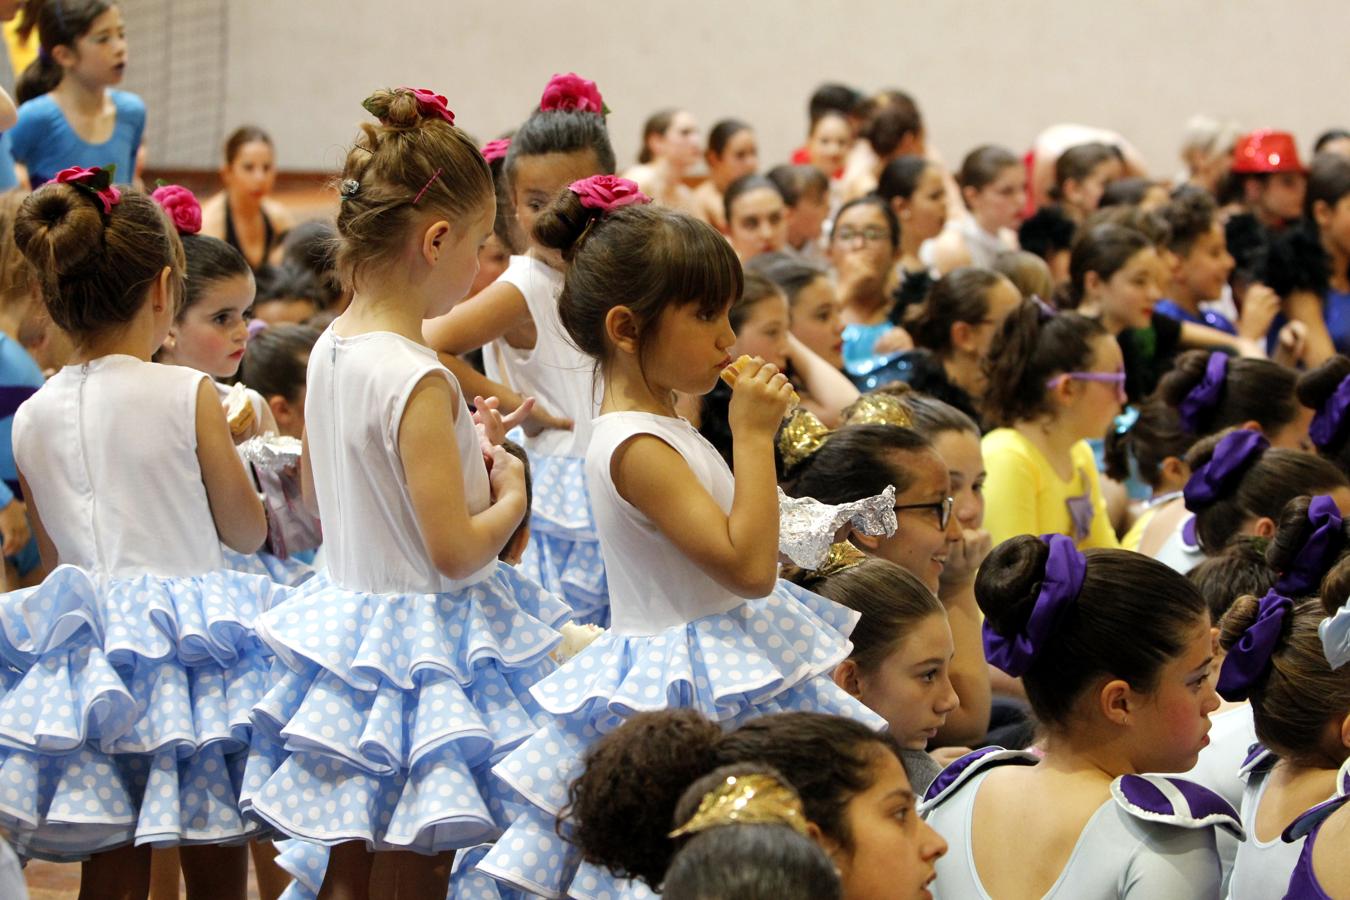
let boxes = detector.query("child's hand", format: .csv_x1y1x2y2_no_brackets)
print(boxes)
473,394,537,456
0,499,29,557
942,527,992,587
523,401,574,437
1237,283,1280,342
1273,320,1308,369
486,444,526,504
727,357,794,438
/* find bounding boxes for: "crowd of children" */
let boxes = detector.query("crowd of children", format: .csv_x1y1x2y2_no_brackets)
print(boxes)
3,1,1350,898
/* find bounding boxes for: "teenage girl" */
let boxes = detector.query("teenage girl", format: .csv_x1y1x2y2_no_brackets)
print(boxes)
423,72,615,625
476,178,882,898
241,87,567,899
831,197,912,373
201,126,295,274
692,119,758,231
566,708,948,900
924,536,1239,897
11,1,144,187
929,145,1024,273
875,154,947,305
748,252,845,374
1048,142,1121,224
0,171,272,897
723,174,788,261
979,302,1122,548
622,107,701,213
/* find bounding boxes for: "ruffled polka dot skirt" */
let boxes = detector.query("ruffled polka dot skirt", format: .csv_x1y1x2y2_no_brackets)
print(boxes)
518,456,609,627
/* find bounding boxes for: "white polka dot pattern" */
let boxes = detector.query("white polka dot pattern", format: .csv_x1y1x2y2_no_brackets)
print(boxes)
519,455,609,627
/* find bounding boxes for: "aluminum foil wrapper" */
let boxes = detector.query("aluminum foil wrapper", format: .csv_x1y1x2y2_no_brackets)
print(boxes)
778,485,897,569
237,434,303,473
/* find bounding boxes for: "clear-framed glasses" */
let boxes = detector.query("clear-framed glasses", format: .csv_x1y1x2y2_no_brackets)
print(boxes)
1047,370,1128,405
895,496,955,531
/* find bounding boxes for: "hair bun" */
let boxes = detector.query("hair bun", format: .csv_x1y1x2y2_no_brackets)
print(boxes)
14,183,104,281
361,88,424,129
1157,349,1216,410
1217,592,1267,652
974,533,1051,638
533,188,603,261
1298,355,1350,410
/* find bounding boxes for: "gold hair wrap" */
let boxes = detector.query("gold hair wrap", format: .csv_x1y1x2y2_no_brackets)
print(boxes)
815,541,867,577
668,773,809,839
777,408,831,470
842,392,913,429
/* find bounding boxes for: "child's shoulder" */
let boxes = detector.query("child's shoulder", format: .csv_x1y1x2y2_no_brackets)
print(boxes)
109,89,147,118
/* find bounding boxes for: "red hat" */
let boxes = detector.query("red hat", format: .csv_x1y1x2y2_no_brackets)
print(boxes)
1232,130,1305,174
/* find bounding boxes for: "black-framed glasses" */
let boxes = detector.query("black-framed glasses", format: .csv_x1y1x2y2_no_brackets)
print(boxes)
895,496,954,531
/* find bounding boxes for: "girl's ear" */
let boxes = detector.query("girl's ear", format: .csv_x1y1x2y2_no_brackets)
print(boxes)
1082,269,1104,299
1313,199,1333,231
889,196,908,221
50,43,78,70
1097,678,1132,727
153,266,175,316
1339,711,1350,751
949,320,978,355
604,305,641,356
850,528,882,552
1159,455,1189,485
832,659,864,700
961,184,980,210
1251,516,1277,539
422,220,452,266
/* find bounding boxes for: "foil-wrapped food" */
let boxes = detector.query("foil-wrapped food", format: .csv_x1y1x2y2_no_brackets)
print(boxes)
778,485,897,569
236,434,303,473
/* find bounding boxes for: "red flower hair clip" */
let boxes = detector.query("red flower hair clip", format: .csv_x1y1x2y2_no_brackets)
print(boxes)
569,175,650,213
481,138,511,163
54,165,122,215
398,87,456,126
151,184,203,235
540,73,609,116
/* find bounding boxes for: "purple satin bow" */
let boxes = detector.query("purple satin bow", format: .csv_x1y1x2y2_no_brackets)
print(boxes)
983,534,1085,677
1177,352,1228,433
1309,374,1350,451
1184,429,1269,510
1274,495,1344,597
1216,590,1293,701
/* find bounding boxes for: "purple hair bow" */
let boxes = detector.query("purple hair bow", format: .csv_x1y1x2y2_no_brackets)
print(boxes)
1216,590,1293,701
983,534,1085,677
1184,429,1269,511
1309,374,1350,451
1274,495,1344,597
1177,352,1228,433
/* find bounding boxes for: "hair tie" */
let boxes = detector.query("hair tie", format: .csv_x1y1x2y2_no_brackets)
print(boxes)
841,392,913,429
247,318,269,340
150,184,202,235
1216,590,1293,700
539,72,609,115
1113,405,1141,435
1275,495,1345,597
53,165,121,215
1177,352,1228,433
569,175,650,213
339,179,360,201
668,773,809,839
481,138,511,163
1183,429,1269,512
777,407,832,470
983,534,1086,677
1310,374,1350,451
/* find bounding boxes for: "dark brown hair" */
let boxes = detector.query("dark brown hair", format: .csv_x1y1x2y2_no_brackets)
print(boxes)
1185,431,1347,554
540,196,741,368
980,304,1106,425
781,423,934,498
1051,142,1117,200
16,0,111,104
789,558,942,673
638,109,679,165
1063,223,1152,308
1161,186,1220,257
566,709,900,890
830,196,900,251
723,174,785,229
1298,355,1350,473
16,184,184,338
860,91,921,158
1219,596,1350,765
1103,396,1192,488
908,267,1009,358
861,383,980,438
1188,538,1277,623
1158,349,1300,437
746,252,828,309
978,539,1208,728
223,126,273,166
958,145,1019,196
729,272,784,332
240,323,321,403
707,119,753,160
1267,495,1350,599
180,233,252,314
766,164,829,207
334,88,493,291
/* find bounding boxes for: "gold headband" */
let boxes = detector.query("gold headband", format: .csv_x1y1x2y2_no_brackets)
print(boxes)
842,392,913,429
778,407,832,470
668,773,809,839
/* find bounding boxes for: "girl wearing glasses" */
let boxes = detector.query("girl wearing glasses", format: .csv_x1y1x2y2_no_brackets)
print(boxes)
830,196,913,375
980,303,1124,548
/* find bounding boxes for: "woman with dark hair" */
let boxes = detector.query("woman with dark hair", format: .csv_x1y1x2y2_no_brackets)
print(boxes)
201,126,295,273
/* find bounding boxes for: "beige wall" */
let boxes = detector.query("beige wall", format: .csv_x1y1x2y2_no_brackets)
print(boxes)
216,0,1346,178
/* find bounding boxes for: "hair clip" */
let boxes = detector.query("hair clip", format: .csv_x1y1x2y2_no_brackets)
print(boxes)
412,167,443,206
668,773,809,839
1113,405,1141,435
842,392,913,429
777,407,831,470
397,87,455,126
53,165,121,215
481,138,511,163
339,179,360,201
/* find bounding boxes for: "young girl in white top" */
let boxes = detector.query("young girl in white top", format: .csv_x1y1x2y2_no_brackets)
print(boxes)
424,72,615,625
477,175,881,897
0,170,271,895
241,87,567,899
922,535,1241,899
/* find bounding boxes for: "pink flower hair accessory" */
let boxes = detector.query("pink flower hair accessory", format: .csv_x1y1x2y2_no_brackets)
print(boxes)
540,73,609,116
481,138,511,163
54,165,122,215
569,175,650,213
150,184,203,235
396,87,456,126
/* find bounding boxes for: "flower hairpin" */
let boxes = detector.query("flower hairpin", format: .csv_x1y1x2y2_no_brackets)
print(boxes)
54,165,121,215
568,175,650,213
481,138,511,163
540,72,609,115
150,184,202,235
397,87,455,125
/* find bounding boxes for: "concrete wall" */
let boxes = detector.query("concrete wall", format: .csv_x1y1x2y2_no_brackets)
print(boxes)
134,0,1348,175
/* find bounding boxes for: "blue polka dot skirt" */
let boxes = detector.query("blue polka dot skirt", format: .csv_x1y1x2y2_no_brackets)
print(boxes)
275,837,523,900
242,563,569,855
518,456,609,627
0,564,283,861
474,580,885,898
222,547,315,588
